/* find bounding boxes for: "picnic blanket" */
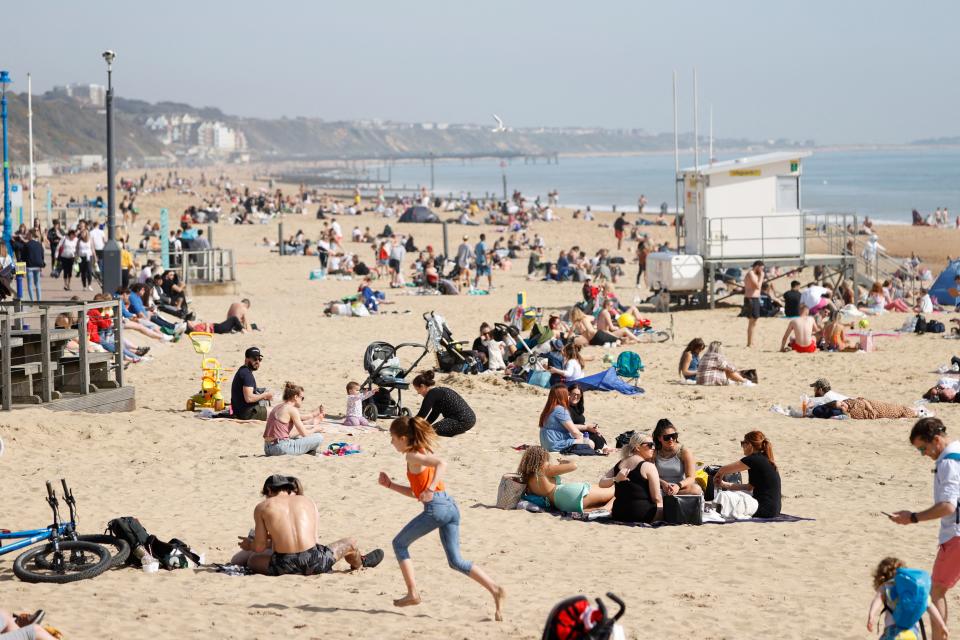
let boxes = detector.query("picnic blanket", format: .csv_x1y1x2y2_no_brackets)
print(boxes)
522,504,813,527
841,397,916,419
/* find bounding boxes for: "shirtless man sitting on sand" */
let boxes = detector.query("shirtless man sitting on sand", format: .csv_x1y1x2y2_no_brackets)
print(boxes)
227,298,253,332
239,474,383,576
780,304,817,353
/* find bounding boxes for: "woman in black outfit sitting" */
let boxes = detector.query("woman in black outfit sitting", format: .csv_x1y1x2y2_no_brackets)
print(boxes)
712,430,782,518
599,432,663,523
412,371,476,437
567,384,607,450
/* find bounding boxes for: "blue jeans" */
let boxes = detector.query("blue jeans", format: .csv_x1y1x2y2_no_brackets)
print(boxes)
263,434,324,456
392,491,472,574
26,267,41,301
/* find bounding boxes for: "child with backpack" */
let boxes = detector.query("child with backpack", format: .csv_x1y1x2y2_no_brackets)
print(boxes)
866,557,947,639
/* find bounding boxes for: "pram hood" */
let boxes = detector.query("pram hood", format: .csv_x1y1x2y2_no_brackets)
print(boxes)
363,342,405,380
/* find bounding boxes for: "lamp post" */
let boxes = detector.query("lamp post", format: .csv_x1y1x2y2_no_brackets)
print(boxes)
100,51,122,294
1,70,12,257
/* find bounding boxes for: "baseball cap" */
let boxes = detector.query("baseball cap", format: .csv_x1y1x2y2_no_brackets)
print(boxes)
810,378,830,391
262,474,297,494
245,347,262,360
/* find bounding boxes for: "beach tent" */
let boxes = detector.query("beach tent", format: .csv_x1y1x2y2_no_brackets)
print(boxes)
574,367,643,396
930,259,960,306
399,206,440,223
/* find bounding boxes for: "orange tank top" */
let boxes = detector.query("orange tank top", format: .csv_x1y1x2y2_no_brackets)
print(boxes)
406,461,445,498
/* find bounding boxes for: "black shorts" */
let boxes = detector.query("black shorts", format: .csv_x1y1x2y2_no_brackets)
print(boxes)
590,330,618,346
388,258,401,272
743,298,761,319
267,544,336,576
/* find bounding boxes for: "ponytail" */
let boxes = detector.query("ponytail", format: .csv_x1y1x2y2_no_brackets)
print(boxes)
389,416,438,453
743,430,776,470
282,381,304,402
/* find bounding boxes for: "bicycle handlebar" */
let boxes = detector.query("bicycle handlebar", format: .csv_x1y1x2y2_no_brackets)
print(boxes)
45,481,54,499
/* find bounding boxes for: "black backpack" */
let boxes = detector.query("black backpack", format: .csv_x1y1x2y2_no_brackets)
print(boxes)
927,320,946,334
107,517,152,566
915,314,926,334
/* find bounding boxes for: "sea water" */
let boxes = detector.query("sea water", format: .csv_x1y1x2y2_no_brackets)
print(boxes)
382,147,960,224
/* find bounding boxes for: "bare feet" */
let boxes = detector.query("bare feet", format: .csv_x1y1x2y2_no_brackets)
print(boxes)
493,586,506,621
393,593,421,608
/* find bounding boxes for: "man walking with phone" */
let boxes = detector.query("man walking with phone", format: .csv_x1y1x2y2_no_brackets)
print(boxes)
891,417,960,640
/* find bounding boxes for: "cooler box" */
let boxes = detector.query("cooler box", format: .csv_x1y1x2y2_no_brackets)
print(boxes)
646,253,704,291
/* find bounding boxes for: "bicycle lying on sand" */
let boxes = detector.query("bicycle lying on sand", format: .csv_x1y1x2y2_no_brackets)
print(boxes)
1,479,129,583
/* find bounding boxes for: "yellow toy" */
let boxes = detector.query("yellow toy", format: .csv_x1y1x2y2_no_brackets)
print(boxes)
618,313,636,329
185,332,228,411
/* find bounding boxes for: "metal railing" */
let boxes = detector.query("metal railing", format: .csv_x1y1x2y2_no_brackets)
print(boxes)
702,213,807,262
0,300,125,411
132,247,237,285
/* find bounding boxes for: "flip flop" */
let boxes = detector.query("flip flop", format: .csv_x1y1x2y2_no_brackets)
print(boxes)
361,549,384,568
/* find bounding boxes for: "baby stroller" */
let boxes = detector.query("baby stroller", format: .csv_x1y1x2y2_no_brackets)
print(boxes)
360,340,429,422
542,592,626,640
423,311,480,374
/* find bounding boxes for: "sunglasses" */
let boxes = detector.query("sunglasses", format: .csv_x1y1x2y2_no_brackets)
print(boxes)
661,433,679,442
640,442,655,449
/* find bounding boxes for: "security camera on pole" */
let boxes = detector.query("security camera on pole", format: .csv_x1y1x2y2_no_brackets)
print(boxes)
100,50,122,295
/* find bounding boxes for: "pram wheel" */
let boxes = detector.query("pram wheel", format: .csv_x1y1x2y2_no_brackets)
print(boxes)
400,407,411,417
362,403,379,422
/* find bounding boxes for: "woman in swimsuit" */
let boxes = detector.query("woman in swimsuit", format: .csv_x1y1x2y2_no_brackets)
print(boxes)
378,416,505,620
596,299,642,344
569,306,618,347
599,432,663,523
262,382,326,456
517,446,614,513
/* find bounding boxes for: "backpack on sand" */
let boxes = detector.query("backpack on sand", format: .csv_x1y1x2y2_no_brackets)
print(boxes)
107,517,151,566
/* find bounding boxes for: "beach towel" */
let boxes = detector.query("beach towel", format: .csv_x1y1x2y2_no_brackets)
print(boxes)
575,367,644,396
841,398,916,420
518,503,813,527
715,490,759,520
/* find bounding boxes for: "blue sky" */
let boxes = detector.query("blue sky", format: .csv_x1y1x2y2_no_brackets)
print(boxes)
4,1,958,143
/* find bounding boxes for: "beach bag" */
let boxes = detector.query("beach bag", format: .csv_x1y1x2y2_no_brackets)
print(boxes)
927,320,945,334
542,593,625,640
740,369,759,384
884,568,931,636
496,473,526,510
107,516,152,566
859,332,876,352
702,466,743,501
615,430,636,449
663,494,704,525
149,537,202,569
527,370,552,388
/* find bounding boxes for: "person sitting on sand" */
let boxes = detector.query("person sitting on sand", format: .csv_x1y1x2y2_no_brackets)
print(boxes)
538,384,606,454
779,304,817,353
547,342,586,383
652,419,702,497
227,298,253,331
517,446,615,513
0,609,56,640
378,416,504,620
343,381,376,426
238,474,383,576
569,306,618,347
596,299,643,344
598,432,663,524
263,382,325,456
230,347,273,420
866,556,947,639
696,341,751,386
566,384,607,450
678,338,705,382
412,371,476,437
712,430,782,518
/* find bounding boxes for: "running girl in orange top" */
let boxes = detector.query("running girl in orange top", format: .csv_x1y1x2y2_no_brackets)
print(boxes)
378,416,505,620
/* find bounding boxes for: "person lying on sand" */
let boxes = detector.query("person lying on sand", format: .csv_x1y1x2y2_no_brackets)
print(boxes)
238,474,383,576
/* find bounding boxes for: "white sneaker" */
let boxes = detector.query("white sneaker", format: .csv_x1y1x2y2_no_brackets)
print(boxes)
741,380,755,387
174,322,186,336
160,334,173,342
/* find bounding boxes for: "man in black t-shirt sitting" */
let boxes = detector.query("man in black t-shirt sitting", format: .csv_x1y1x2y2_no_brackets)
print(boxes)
230,347,274,420
782,280,802,318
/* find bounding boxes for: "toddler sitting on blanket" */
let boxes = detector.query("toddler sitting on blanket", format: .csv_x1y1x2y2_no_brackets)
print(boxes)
484,337,507,371
343,381,376,426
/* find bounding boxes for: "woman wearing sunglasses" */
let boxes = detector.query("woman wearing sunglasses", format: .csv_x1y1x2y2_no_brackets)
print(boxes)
652,419,702,497
599,432,663,523
712,430,781,518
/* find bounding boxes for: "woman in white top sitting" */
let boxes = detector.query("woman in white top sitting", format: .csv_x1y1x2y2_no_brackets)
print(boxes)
549,343,585,382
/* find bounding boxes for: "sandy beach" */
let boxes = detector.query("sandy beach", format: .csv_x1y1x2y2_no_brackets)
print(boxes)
2,166,958,640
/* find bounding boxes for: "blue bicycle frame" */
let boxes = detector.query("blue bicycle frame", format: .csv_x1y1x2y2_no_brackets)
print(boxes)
0,524,71,556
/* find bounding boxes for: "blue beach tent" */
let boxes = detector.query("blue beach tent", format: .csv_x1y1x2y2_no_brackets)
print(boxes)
930,259,960,306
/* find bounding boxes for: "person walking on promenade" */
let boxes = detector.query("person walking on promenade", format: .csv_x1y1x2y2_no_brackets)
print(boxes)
890,417,960,640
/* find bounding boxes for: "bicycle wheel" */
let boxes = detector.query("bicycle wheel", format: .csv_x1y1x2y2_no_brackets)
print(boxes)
14,540,112,583
651,331,671,344
76,534,130,569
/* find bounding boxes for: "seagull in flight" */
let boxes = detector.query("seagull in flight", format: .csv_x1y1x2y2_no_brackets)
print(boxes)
491,114,506,133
